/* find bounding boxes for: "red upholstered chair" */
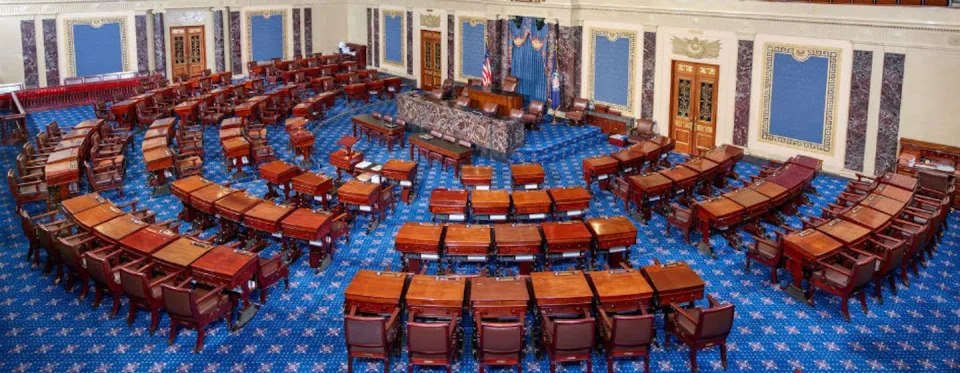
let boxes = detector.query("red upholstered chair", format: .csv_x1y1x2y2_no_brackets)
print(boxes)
665,203,697,244
566,98,589,126
455,96,471,108
55,231,97,299
809,252,877,322
83,245,141,317
94,101,116,123
851,234,906,304
119,263,181,334
256,252,290,304
7,169,48,211
161,278,234,353
407,318,458,373
198,102,226,128
468,78,483,86
745,230,785,284
539,311,595,373
18,209,58,266
599,308,655,373
524,100,545,130
476,321,524,373
502,76,519,93
482,102,500,117
84,160,125,197
665,295,735,373
344,306,401,373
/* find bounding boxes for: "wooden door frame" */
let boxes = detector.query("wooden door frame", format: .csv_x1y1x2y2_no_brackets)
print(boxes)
170,25,207,78
668,60,720,155
419,30,442,90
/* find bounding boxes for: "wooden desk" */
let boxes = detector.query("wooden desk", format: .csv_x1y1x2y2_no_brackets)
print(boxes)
816,218,871,248
860,193,907,216
641,262,705,307
280,208,334,268
695,197,745,256
493,224,543,274
530,271,593,316
395,222,445,273
189,246,259,309
409,134,472,177
750,180,789,209
588,268,654,312
291,172,334,209
259,160,301,200
429,189,469,222
72,204,124,231
218,128,243,141
465,191,505,223
119,225,179,257
841,205,892,231
214,192,261,223
874,184,913,203
611,149,645,175
511,164,546,189
244,200,295,234
782,229,843,302
329,148,364,181
221,137,251,178
767,164,815,192
512,190,552,221
171,176,212,222
582,155,620,190
682,158,720,188
881,173,917,191
464,87,523,117
92,214,149,243
46,147,79,165
405,275,466,319
338,180,382,227
191,184,238,217
541,221,592,269
460,165,493,189
788,155,823,171
723,187,770,221
61,193,108,216
381,160,418,204
703,144,744,178
586,216,638,268
586,110,634,135
352,114,406,151
141,137,168,152
143,148,174,192
547,187,591,219
344,270,408,315
152,237,215,272
660,165,699,195
144,127,169,141
470,276,530,320
628,173,672,222
443,225,492,266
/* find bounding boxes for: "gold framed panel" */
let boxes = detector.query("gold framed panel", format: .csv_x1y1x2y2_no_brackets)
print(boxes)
587,27,637,114
457,16,487,82
244,10,288,63
381,9,406,69
64,17,130,78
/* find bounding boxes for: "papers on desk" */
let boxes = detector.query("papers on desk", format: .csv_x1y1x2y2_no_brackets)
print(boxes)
419,134,434,140
356,161,372,169
399,180,413,187
371,165,383,172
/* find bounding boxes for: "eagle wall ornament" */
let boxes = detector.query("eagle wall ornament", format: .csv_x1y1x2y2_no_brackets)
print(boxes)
672,37,721,60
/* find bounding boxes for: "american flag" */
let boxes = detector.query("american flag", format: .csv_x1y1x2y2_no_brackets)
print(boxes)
481,48,492,88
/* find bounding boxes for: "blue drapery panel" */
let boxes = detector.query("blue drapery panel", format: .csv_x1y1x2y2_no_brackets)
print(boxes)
74,23,123,76
769,53,829,145
509,17,547,102
384,13,403,63
460,20,485,78
251,14,283,61
593,35,631,107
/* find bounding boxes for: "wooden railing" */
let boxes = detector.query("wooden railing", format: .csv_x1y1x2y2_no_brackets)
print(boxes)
0,72,161,113
769,0,951,6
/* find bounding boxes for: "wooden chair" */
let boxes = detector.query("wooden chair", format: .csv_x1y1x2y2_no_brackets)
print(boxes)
809,252,876,322
94,101,116,122
36,214,73,276
175,151,204,178
468,78,483,86
35,132,57,153
502,76,519,93
16,154,45,181
55,231,96,298
102,123,133,149
7,169,48,211
665,203,697,244
161,279,234,353
745,230,785,284
213,94,235,115
18,209,59,266
599,308,655,373
476,321,524,373
524,100,545,130
84,245,141,317
665,295,735,373
344,306,401,373
610,176,632,212
198,102,226,129
455,96,471,108
851,234,905,304
482,102,500,117
256,252,290,304
367,79,385,100
407,318,458,373
630,118,656,143
119,263,181,334
539,311,595,373
22,142,51,165
566,98,589,126
259,101,283,128
441,78,454,98
84,161,124,197
46,121,64,143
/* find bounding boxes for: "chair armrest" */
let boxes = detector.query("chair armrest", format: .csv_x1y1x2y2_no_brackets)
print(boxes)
597,309,614,333
848,247,880,261
708,294,720,308
669,303,698,324
867,237,898,251
194,284,228,304
117,199,139,211
384,307,401,331
149,270,182,287
918,187,947,199
814,259,852,277
30,210,60,222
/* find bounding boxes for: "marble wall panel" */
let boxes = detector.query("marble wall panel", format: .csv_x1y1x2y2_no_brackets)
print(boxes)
135,15,148,74
304,8,313,56
213,10,225,73
43,19,59,86
641,31,656,119
557,25,581,110
447,15,454,80
844,50,873,171
373,9,379,68
230,11,241,73
406,11,413,75
875,53,905,174
293,9,301,59
367,8,372,64
21,20,38,88
153,13,166,77
733,40,754,146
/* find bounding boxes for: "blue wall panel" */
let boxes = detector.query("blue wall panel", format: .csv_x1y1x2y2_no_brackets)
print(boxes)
593,35,630,107
460,22,485,78
384,14,403,63
768,53,829,145
251,15,283,61
73,23,123,76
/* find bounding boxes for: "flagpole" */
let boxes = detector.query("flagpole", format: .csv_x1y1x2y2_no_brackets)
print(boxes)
550,22,559,125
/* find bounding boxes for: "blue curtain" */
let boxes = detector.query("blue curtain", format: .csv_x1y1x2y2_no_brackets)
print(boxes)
509,18,547,102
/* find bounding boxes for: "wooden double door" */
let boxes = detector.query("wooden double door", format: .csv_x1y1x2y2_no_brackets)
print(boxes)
669,61,719,155
420,30,443,90
171,26,206,79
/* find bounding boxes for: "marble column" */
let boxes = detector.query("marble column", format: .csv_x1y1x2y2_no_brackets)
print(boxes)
293,9,302,59
485,20,502,87
498,20,511,86
135,15,149,74
21,20,38,88
844,50,873,172
230,11,242,74
406,11,413,75
641,31,657,119
447,15,454,80
42,19,59,86
557,25,581,110
733,40,754,146
373,9,380,68
874,52,906,174
304,8,313,56
153,13,166,77
213,10,225,73
367,8,372,64
546,24,557,102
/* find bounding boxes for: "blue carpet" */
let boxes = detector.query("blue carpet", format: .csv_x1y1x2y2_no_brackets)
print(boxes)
0,90,958,372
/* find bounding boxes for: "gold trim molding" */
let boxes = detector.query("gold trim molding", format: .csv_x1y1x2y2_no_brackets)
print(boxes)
420,14,441,29
245,10,288,62
65,17,129,78
671,36,721,60
587,27,637,114
457,16,488,81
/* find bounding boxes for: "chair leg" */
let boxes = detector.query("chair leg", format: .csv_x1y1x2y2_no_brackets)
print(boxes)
875,280,884,305
858,291,868,314
194,328,205,353
550,362,556,373
720,344,728,370
346,357,352,373
608,358,614,373
168,322,178,345
92,286,104,308
127,304,137,326
149,310,160,335
586,359,592,373
888,274,898,295
841,295,851,322
644,355,650,373
689,348,698,373
110,293,121,318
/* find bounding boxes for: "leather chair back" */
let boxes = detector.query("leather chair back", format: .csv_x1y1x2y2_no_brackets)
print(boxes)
528,100,545,115
502,76,519,93
851,257,877,289
345,315,387,350
480,321,523,356
482,103,500,116
428,89,445,100
84,250,115,287
917,169,953,194
552,317,594,353
697,303,735,340
119,267,149,300
407,321,450,356
161,284,197,319
509,108,524,120
572,98,589,111
468,78,483,86
456,96,471,107
441,78,454,91
635,119,655,136
611,314,654,348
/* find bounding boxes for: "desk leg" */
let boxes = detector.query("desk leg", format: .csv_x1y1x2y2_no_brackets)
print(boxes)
696,220,716,258
233,279,260,331
150,171,170,196
782,259,812,305
282,182,292,200
409,144,414,161
264,183,280,200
